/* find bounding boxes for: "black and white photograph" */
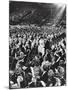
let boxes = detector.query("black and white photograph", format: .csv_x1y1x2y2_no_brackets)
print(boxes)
9,1,66,89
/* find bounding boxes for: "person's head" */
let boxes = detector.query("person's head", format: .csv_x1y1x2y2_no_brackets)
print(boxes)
43,64,49,71
48,69,54,77
20,52,26,59
31,57,40,67
58,66,65,76
43,61,51,71
9,70,14,76
59,60,64,65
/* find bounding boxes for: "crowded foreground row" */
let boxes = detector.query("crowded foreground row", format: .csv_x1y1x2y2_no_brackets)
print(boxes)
9,29,66,88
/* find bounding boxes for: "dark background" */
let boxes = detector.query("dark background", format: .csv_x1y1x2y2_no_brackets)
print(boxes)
9,1,66,26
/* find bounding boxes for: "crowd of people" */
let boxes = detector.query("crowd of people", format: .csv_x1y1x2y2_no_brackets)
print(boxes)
9,27,66,88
